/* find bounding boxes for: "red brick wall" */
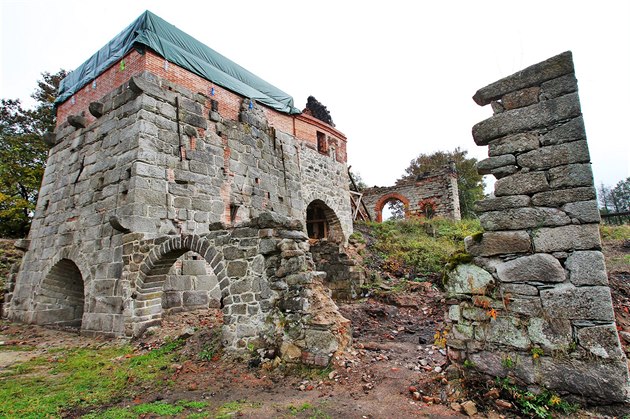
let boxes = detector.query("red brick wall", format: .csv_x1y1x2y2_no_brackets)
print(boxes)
56,50,347,163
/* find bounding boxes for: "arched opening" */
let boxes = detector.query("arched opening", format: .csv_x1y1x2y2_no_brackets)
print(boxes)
306,200,344,243
33,259,85,328
162,251,221,313
133,236,228,337
374,193,410,222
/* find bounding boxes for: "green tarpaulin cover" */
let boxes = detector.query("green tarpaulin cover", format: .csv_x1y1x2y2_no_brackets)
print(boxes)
56,10,301,114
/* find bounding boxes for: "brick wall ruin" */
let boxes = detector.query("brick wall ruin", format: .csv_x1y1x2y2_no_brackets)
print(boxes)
5,37,353,364
446,52,629,404
362,166,461,222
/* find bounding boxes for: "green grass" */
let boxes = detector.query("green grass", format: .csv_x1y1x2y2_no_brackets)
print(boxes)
360,217,481,279
496,377,578,418
0,339,185,418
600,224,630,240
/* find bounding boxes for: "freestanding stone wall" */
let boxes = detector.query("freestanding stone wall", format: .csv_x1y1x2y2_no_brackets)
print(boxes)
446,51,629,404
362,165,461,222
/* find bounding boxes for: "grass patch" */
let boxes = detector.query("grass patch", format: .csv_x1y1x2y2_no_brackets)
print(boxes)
600,224,630,240
215,400,261,419
359,218,481,280
0,339,185,418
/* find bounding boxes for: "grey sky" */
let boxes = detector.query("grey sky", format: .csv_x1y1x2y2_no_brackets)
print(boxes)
1,0,628,191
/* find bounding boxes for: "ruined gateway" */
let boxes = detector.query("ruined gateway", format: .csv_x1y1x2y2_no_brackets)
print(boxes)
5,11,352,365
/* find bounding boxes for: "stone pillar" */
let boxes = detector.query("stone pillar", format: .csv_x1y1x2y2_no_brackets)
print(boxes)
446,51,629,404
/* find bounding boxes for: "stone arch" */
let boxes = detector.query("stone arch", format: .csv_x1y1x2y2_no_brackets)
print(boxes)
306,199,344,243
32,258,85,328
374,192,410,222
132,234,228,336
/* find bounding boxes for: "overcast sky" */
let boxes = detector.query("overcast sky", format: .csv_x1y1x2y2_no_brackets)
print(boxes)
1,1,628,191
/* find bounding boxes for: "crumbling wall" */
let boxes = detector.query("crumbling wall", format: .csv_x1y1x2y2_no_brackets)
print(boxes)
362,167,460,222
6,70,351,364
446,51,629,404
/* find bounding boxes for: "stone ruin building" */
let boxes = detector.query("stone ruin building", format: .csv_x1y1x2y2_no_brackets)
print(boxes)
446,52,629,404
4,11,354,365
361,164,461,222
2,11,628,406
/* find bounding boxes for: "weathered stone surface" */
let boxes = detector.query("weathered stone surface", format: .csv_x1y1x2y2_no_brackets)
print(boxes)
533,224,601,252
531,186,596,207
548,163,593,189
527,317,572,350
494,172,549,196
477,154,516,175
475,317,531,349
502,283,539,296
540,116,585,146
446,264,494,297
488,132,539,157
67,115,88,129
496,253,565,283
501,86,540,110
540,73,578,100
577,325,625,359
473,51,574,106
492,165,519,179
472,93,581,145
540,284,614,321
562,200,600,223
480,207,570,231
465,231,531,257
468,350,536,383
517,140,590,170
565,250,608,286
507,296,542,316
88,101,104,118
538,357,629,404
474,195,530,213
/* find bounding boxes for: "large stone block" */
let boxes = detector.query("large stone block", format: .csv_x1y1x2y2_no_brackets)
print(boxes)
501,86,540,110
540,116,585,146
488,132,539,157
446,264,494,297
494,172,549,196
475,317,531,349
577,324,625,359
472,93,581,145
477,154,516,175
474,195,530,212
516,140,590,170
540,73,578,100
533,224,601,252
531,186,596,207
496,253,565,283
527,317,572,350
562,200,600,223
465,230,531,257
538,357,629,404
540,284,614,321
480,207,570,231
473,51,574,106
548,163,593,189
565,250,608,286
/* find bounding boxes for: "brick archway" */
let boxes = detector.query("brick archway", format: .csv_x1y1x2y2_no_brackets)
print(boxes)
374,193,410,222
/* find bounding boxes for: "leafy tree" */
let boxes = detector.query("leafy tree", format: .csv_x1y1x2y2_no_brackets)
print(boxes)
0,70,67,237
599,178,630,214
396,147,485,219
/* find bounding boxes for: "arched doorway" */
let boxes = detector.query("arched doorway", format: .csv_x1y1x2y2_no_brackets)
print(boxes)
132,236,229,337
33,259,85,328
374,193,410,222
306,200,344,243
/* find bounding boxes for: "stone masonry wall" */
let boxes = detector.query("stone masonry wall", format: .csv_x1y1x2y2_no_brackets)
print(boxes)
446,52,629,404
362,166,460,222
6,70,352,364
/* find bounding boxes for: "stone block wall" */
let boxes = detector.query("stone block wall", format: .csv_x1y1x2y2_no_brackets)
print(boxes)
6,68,352,364
446,51,629,404
362,166,460,222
